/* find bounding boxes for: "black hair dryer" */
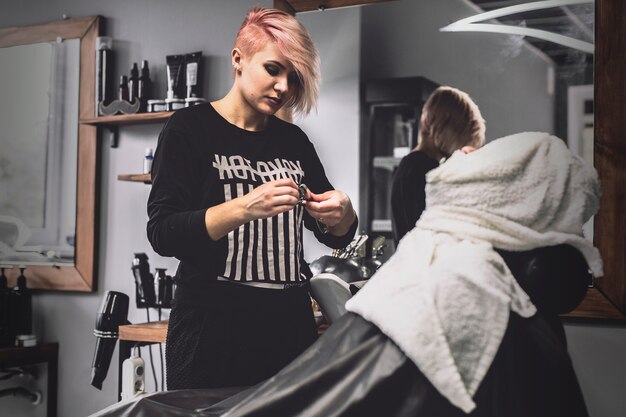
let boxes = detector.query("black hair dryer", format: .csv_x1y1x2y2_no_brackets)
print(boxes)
90,291,129,389
132,253,156,308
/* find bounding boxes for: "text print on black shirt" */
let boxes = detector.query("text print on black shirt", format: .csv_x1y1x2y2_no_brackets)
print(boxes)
212,154,305,183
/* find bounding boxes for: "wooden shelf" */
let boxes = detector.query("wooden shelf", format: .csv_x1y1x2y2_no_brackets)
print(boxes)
119,321,168,343
117,173,151,183
80,111,174,126
274,0,395,14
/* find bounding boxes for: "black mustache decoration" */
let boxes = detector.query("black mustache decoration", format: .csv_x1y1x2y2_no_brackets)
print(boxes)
99,98,141,116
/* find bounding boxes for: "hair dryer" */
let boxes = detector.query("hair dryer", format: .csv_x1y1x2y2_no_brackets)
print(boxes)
90,291,129,389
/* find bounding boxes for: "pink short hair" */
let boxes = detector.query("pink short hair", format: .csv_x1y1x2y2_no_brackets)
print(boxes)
235,8,320,117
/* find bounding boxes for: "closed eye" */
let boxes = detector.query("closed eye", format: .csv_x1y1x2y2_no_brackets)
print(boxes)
264,64,280,76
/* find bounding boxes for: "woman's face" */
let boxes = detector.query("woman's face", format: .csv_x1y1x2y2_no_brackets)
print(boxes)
235,42,299,116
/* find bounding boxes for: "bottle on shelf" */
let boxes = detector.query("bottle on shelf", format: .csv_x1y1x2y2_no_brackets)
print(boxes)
138,60,152,113
96,36,114,115
10,267,32,340
143,148,154,174
119,75,129,101
129,62,139,103
0,268,11,346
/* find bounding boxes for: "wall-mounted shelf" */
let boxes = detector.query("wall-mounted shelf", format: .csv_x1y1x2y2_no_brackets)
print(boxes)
80,111,174,148
118,173,151,184
274,0,395,14
80,111,173,126
372,156,401,171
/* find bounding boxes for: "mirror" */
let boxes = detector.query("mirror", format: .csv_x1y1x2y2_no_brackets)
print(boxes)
0,16,100,291
278,0,625,319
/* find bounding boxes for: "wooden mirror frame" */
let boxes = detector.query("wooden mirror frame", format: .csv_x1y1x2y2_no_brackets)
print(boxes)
572,0,626,320
276,0,626,320
0,16,101,291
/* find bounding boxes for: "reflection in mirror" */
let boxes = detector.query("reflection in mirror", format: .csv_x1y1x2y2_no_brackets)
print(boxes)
442,0,595,239
295,0,624,318
0,16,100,291
0,39,79,266
356,0,593,238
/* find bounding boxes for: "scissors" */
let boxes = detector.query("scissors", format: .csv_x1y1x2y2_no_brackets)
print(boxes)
297,183,310,205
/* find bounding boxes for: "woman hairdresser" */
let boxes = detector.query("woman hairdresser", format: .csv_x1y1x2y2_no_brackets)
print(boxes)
391,86,485,245
147,7,357,390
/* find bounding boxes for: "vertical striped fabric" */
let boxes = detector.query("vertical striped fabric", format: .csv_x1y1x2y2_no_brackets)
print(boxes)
222,183,304,283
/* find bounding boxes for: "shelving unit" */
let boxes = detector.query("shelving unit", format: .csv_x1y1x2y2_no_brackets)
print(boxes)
117,173,151,183
372,156,401,172
80,111,174,148
80,111,173,126
359,76,438,255
79,112,169,176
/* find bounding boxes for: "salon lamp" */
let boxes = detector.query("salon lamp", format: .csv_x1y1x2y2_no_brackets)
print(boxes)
90,291,130,389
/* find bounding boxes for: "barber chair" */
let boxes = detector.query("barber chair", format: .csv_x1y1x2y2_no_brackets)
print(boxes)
309,235,385,324
309,273,353,324
89,244,591,417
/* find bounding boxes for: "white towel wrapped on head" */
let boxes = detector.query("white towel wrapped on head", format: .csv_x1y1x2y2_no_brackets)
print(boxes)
346,132,602,413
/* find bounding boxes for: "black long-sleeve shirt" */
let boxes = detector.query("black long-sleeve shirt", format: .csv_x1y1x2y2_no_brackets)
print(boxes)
147,103,357,288
390,150,439,245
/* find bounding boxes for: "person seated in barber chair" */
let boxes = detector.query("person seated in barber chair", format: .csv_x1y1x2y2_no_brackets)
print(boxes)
91,132,597,417
391,85,486,246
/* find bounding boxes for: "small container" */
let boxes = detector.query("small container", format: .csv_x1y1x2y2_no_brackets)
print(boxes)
147,99,167,112
185,97,207,107
143,148,154,174
165,98,185,111
15,334,37,347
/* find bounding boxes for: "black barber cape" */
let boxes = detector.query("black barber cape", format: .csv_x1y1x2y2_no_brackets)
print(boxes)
92,245,589,417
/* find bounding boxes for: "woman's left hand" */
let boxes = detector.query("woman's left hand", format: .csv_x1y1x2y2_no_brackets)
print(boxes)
304,189,354,228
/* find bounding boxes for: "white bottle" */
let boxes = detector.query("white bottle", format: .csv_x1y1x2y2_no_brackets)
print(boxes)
143,148,154,174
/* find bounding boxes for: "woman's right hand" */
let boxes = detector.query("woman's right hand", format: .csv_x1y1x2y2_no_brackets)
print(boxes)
243,178,300,221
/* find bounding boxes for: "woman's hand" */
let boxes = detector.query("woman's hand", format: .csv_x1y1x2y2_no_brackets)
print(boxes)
304,189,356,236
243,178,300,221
204,178,299,241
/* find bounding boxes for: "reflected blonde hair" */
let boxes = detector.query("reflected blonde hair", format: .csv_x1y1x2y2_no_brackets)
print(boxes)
235,7,320,117
419,86,486,159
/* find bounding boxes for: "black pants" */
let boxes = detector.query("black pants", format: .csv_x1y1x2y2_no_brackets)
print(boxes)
165,281,318,390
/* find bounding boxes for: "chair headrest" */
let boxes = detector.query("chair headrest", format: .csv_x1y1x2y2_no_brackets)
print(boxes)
497,245,591,315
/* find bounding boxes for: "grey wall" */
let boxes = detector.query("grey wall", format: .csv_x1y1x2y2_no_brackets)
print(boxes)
1,1,625,417
361,0,554,141
298,9,361,261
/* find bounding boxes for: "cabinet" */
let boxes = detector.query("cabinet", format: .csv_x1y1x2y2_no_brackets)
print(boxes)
359,77,438,249
0,343,58,417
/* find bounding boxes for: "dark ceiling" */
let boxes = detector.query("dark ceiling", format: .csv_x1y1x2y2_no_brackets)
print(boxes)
468,0,594,68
